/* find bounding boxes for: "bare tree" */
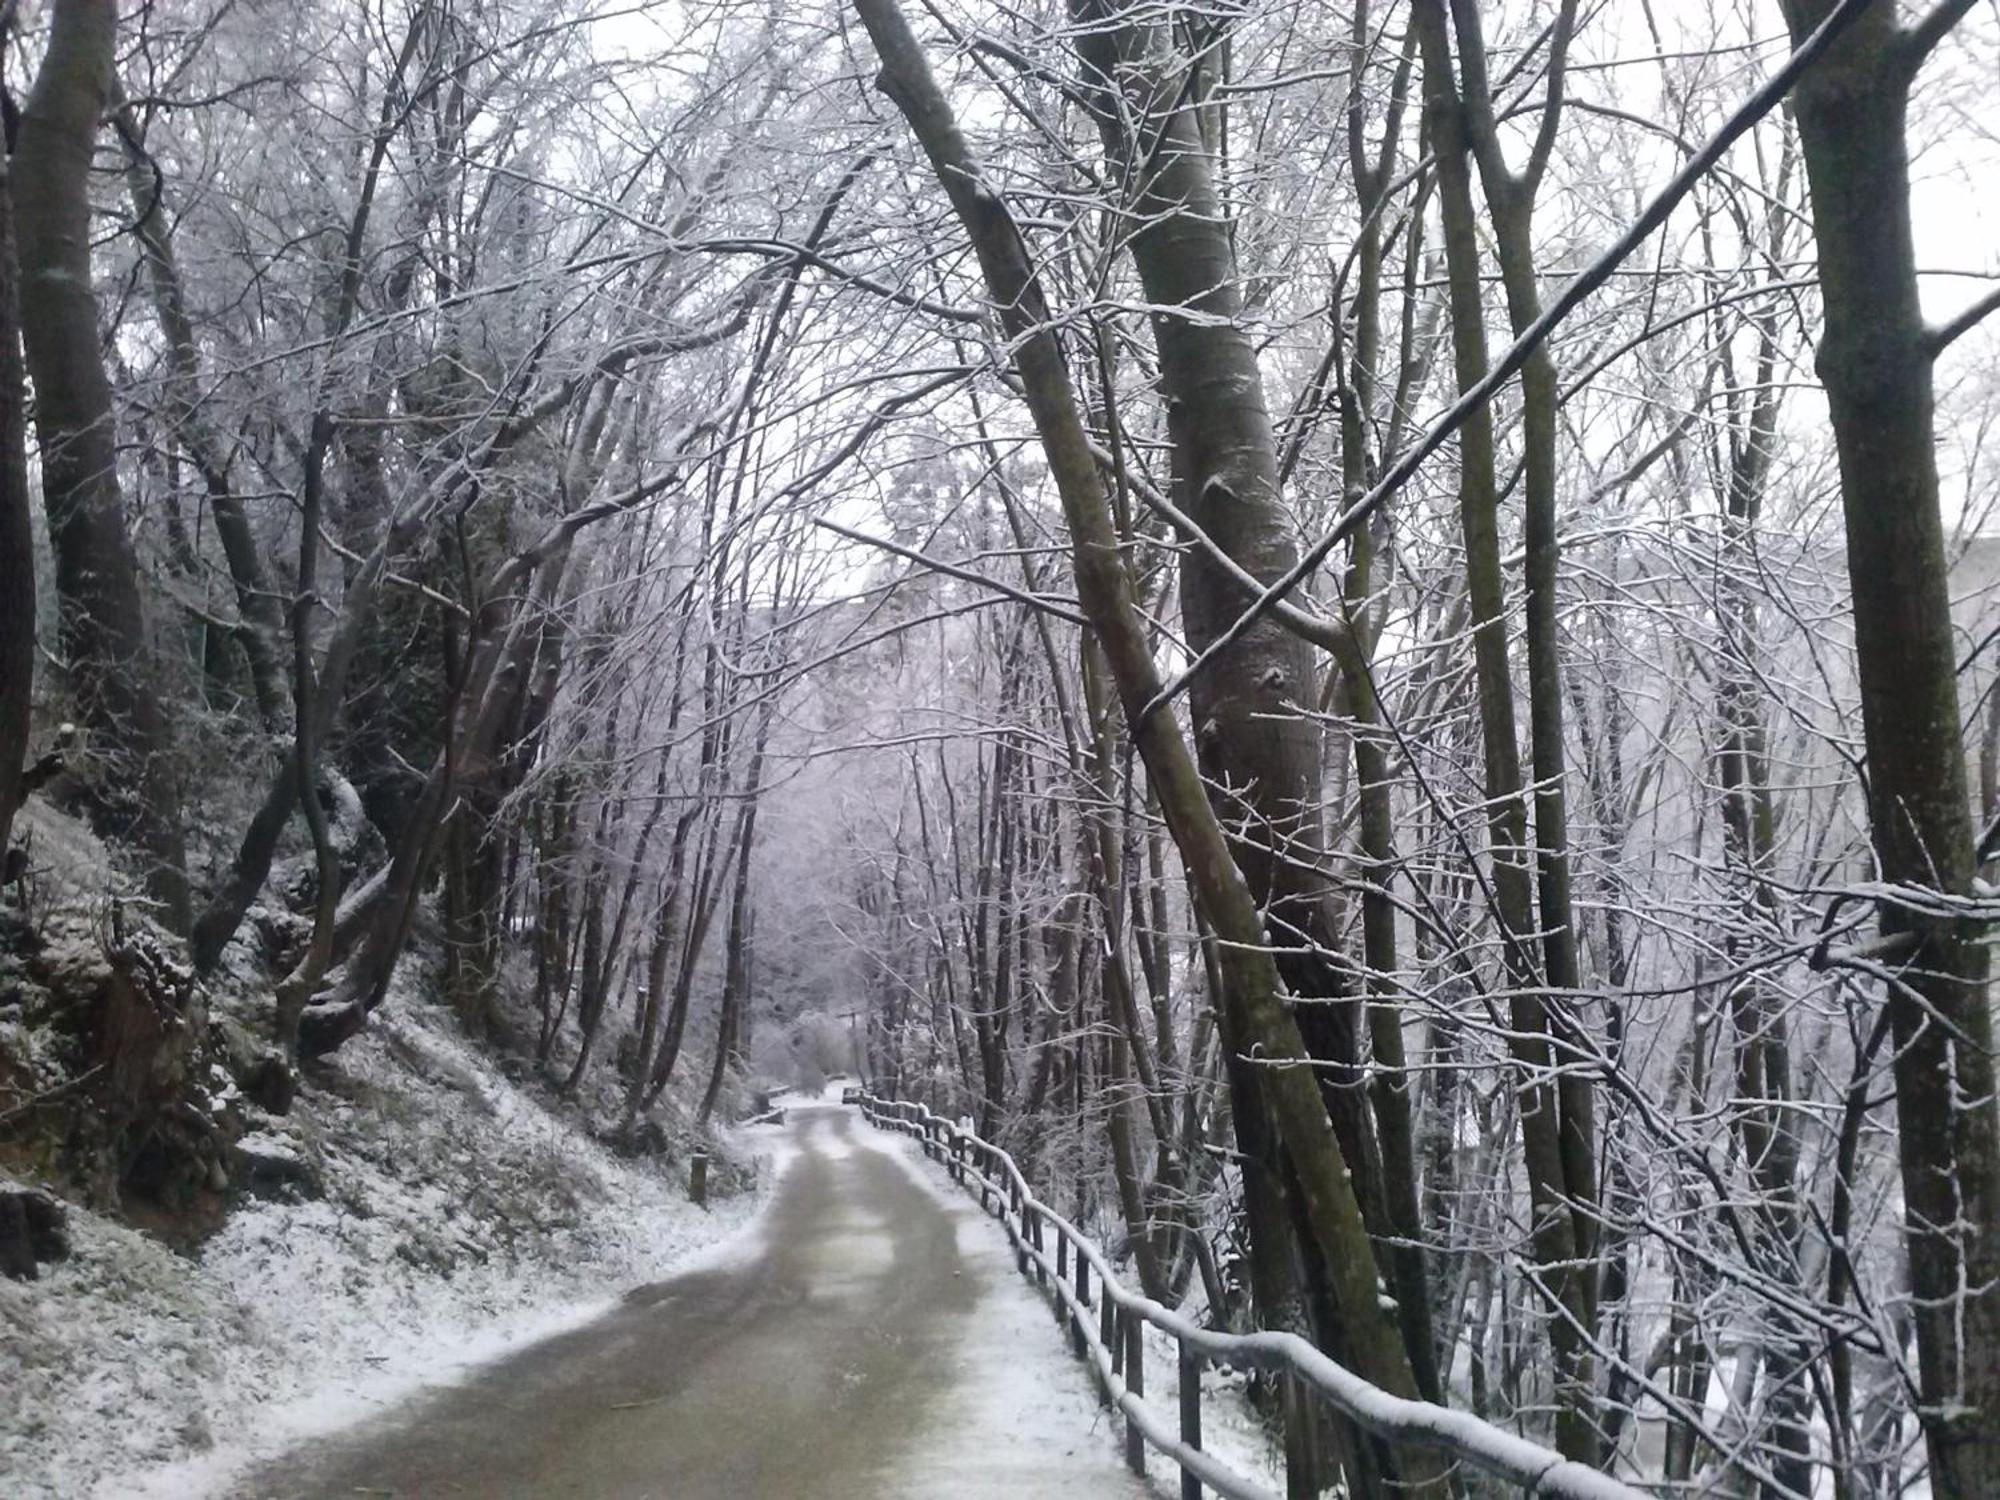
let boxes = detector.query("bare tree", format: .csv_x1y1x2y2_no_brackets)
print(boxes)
1779,2,2000,1492
0,4,34,868
16,0,188,928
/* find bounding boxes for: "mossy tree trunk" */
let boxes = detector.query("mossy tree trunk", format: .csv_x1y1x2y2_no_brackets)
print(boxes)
850,2,1447,1490
0,67,34,867
15,0,189,930
1779,3,2000,1494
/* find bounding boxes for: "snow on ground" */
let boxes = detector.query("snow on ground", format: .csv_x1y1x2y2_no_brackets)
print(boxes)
1,990,778,1500
1135,1308,1290,1496
873,1118,1286,1498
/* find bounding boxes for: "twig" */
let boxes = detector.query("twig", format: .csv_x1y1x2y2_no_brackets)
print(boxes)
0,1065,108,1129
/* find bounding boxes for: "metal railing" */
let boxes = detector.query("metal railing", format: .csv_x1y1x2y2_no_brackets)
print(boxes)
855,1091,1644,1500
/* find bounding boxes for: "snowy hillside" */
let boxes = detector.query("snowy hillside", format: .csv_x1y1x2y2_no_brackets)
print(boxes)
0,802,773,1498
3,984,771,1498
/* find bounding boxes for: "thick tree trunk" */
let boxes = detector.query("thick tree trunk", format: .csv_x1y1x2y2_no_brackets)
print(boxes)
0,129,34,864
298,552,567,1057
15,0,189,931
1068,0,1438,1408
850,4,1445,1488
1780,7,2000,1492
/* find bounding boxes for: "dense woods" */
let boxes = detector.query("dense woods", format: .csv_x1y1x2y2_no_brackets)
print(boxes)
2,0,1999,1494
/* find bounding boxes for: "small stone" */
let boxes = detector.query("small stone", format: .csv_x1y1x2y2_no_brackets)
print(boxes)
0,1187,70,1280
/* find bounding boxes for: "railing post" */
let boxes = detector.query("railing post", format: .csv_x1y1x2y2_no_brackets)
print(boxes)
1074,1250,1091,1357
1055,1229,1071,1328
1103,1291,1120,1378
1031,1208,1047,1287
1178,1340,1202,1500
1282,1370,1320,1500
1068,1244,1088,1357
1124,1307,1145,1475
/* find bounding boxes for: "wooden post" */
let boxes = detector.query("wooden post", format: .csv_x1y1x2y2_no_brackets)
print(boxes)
1103,1291,1121,1377
1054,1229,1070,1327
1282,1370,1319,1500
1124,1307,1146,1475
688,1150,709,1208
1178,1341,1202,1500
1067,1242,1088,1357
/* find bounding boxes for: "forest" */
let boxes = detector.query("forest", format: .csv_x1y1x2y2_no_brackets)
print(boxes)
2,0,1999,1496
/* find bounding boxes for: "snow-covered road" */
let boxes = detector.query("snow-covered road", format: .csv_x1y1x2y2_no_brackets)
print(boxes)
233,1104,1156,1498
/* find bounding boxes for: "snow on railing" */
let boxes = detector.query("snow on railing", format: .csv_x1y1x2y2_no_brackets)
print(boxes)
852,1090,1645,1500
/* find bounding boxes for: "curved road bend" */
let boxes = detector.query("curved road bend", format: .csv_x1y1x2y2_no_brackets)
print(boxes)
236,1104,1153,1499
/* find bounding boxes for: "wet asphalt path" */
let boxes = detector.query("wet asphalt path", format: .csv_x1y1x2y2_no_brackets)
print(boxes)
235,1105,1143,1499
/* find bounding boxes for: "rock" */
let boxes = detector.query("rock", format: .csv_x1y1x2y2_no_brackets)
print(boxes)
0,1187,70,1280
240,1053,294,1116
0,902,39,958
178,1410,215,1453
612,1118,671,1159
213,1017,294,1116
249,906,309,974
230,1134,324,1201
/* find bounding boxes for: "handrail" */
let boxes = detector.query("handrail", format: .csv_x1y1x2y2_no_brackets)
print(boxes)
853,1091,1646,1500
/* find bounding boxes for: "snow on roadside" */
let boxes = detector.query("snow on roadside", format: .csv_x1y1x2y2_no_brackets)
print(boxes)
870,1113,1286,1498
868,1123,1156,1498
1,993,778,1500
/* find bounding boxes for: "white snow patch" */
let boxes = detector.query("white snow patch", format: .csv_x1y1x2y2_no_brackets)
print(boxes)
2,992,780,1500
869,1124,1169,1498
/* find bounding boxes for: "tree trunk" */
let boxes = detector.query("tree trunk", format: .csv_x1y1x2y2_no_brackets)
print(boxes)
298,547,568,1057
114,100,289,733
0,114,34,865
1068,0,1438,1407
15,0,189,931
850,5,1444,1488
1413,0,1595,1458
1780,7,2000,1492
698,715,769,1126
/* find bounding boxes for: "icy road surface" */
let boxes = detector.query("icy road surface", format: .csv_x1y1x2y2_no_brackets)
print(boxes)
235,1105,1156,1498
